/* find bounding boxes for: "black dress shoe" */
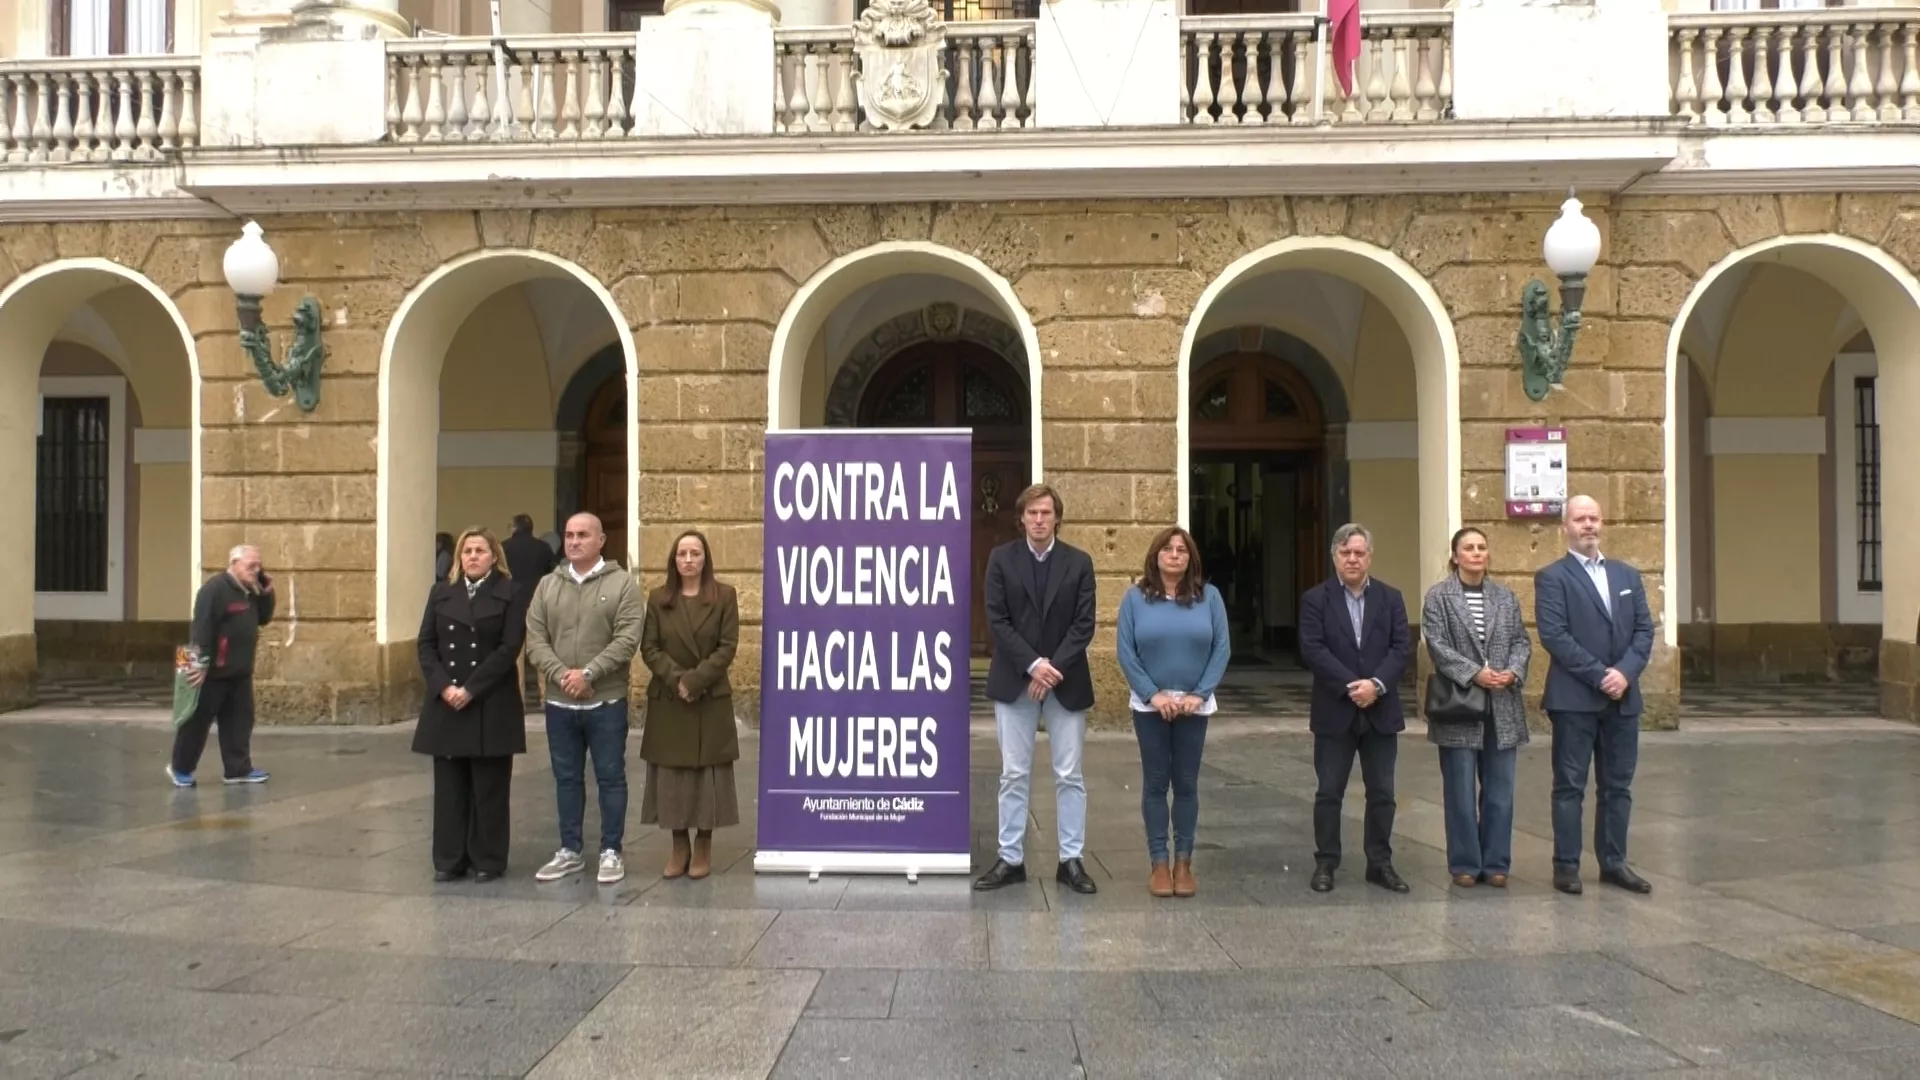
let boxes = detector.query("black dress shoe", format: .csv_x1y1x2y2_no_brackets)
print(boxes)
1310,863,1335,892
1553,871,1584,895
973,859,1027,891
434,868,468,883
1056,858,1098,895
473,870,501,883
1365,864,1411,893
1600,866,1653,894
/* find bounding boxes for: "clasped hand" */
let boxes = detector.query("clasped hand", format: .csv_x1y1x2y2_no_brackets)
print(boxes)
1345,679,1380,708
1148,690,1199,722
1027,659,1063,701
559,669,594,699
1473,668,1517,690
439,685,472,710
1600,667,1629,700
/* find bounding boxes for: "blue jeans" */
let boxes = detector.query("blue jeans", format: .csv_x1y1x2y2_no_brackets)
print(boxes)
993,695,1087,864
1133,711,1208,863
1550,707,1639,873
546,700,630,855
1437,723,1518,877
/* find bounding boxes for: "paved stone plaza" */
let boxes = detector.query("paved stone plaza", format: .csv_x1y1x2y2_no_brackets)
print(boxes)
3,715,1920,1078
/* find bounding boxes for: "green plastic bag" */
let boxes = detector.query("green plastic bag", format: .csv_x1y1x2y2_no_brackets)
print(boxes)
171,645,207,729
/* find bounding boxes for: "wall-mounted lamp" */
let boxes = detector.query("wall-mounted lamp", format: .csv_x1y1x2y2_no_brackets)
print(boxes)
223,221,328,413
1518,192,1602,402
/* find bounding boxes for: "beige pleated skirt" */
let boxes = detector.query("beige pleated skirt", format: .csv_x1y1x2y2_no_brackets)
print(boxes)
640,763,740,830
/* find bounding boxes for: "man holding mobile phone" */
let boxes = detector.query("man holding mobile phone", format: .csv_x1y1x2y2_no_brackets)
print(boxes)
167,544,275,787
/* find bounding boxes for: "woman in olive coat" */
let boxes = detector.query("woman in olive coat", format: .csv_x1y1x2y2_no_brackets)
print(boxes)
639,529,740,881
413,526,530,882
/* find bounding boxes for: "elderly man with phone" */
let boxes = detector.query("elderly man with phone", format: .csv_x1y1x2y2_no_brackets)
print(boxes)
167,544,275,788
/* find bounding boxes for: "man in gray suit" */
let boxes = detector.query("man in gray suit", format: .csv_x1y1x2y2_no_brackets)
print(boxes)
1535,495,1656,897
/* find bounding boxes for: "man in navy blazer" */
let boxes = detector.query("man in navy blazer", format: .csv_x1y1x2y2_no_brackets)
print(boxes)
1298,523,1413,894
1535,495,1657,897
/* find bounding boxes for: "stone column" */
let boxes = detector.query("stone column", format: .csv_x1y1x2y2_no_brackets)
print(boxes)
1035,0,1181,128
494,0,556,35
1451,0,1669,120
630,0,781,137
201,1,400,149
775,0,849,25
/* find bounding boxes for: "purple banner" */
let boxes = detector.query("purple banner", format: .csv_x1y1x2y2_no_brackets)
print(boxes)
757,431,972,864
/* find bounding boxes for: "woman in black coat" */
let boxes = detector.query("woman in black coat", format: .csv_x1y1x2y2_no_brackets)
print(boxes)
413,526,530,882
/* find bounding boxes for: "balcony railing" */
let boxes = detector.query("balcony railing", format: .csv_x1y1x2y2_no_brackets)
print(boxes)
774,21,1035,133
1182,12,1452,125
1671,10,1920,126
387,35,638,142
0,56,199,164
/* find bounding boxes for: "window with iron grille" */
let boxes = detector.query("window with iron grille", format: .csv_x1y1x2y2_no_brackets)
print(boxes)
1854,375,1881,593
36,397,111,594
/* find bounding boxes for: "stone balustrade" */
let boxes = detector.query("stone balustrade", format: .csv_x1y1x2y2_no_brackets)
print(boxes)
774,20,1035,133
0,56,199,165
1182,12,1452,125
1671,10,1920,126
387,35,638,141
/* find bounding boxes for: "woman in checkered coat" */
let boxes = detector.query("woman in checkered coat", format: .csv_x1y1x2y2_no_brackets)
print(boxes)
1421,526,1531,889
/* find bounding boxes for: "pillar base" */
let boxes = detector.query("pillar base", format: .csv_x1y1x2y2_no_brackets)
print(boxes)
1882,639,1920,724
0,633,36,713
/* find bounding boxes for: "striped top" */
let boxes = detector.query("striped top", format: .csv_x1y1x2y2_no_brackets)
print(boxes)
1461,582,1487,646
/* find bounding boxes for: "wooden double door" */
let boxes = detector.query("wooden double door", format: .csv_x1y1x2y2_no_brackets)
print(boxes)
1190,352,1328,653
583,377,628,566
858,340,1030,657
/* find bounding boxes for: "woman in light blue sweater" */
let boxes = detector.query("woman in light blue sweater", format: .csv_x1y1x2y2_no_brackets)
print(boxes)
1116,525,1231,899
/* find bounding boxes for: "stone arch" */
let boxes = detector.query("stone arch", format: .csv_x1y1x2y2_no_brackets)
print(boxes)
823,303,1028,427
0,259,202,701
1178,236,1461,588
377,249,637,642
1663,234,1920,717
769,240,1043,481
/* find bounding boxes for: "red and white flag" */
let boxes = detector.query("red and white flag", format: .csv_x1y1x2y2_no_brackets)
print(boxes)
1327,0,1362,96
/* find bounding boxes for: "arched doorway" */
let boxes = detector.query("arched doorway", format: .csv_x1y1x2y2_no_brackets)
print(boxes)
1190,352,1326,657
1666,234,1920,721
378,250,637,646
857,339,1029,656
0,260,200,710
583,375,629,565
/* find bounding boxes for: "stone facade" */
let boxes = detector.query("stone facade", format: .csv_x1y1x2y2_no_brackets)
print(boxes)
4,192,1919,728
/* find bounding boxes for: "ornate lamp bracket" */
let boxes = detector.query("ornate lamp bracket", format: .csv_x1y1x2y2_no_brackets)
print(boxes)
237,295,329,413
224,221,328,413
1516,191,1602,402
1517,275,1587,403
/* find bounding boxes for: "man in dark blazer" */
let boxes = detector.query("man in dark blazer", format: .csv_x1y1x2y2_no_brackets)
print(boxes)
1299,523,1412,894
1536,495,1656,896
504,513,557,705
974,483,1099,895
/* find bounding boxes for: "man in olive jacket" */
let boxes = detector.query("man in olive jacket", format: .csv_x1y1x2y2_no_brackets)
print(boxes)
523,512,644,885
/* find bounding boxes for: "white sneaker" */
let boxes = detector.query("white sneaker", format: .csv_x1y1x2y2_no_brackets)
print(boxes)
597,849,625,884
535,849,585,882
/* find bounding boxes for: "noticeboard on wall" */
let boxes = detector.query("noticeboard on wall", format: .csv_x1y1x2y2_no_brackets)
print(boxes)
1505,427,1567,519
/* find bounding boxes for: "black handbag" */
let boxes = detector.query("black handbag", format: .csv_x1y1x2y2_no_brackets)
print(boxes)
1424,672,1492,723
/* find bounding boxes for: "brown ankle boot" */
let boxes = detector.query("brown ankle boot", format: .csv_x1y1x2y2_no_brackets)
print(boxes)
664,831,691,879
689,831,713,880
1148,862,1174,898
1172,858,1197,898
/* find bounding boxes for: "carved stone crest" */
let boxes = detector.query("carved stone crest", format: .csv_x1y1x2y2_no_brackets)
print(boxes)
924,302,961,341
852,0,948,131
